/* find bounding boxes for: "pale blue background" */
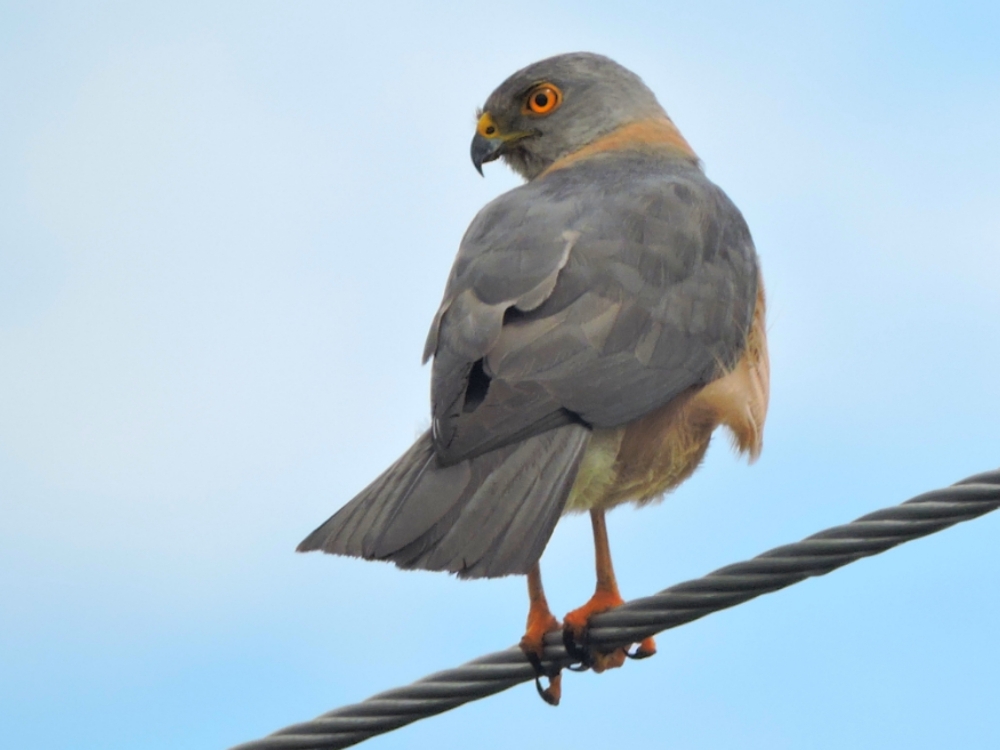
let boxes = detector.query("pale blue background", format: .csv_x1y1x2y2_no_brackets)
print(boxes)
2,2,999,748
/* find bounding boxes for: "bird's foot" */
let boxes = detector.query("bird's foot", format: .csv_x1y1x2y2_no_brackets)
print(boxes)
519,609,562,705
562,589,629,673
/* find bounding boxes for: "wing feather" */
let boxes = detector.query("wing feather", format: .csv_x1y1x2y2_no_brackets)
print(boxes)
426,152,759,465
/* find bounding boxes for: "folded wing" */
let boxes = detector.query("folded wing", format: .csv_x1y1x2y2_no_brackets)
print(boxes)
427,153,759,465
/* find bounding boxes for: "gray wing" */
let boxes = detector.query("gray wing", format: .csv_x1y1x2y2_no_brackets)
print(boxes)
425,152,759,465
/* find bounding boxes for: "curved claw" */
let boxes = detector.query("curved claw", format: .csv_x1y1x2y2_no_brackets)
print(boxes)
520,564,564,706
561,627,593,671
561,620,630,673
524,650,562,706
625,636,657,660
563,605,654,672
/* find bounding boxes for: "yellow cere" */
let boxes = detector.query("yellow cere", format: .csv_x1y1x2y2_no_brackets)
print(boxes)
476,112,499,138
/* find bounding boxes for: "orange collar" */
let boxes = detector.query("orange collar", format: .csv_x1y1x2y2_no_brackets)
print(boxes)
540,117,698,178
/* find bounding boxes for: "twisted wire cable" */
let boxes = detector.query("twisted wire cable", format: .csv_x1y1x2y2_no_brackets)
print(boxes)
230,469,1000,750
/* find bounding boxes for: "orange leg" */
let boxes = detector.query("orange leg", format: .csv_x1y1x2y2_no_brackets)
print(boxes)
563,509,657,672
518,562,562,705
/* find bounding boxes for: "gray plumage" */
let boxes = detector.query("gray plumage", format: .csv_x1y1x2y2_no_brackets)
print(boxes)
427,152,757,466
481,52,669,180
298,53,760,578
298,426,588,578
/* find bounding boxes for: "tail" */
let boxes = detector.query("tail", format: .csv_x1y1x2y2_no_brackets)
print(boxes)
297,425,590,578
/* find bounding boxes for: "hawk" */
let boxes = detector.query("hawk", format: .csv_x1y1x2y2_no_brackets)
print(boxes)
299,52,769,704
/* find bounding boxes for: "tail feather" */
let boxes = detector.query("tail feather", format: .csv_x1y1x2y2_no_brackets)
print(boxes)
297,425,590,578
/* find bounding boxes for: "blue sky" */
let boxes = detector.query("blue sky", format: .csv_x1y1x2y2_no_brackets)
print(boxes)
2,2,999,748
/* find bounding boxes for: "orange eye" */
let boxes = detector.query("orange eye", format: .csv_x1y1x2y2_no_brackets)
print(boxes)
524,84,562,115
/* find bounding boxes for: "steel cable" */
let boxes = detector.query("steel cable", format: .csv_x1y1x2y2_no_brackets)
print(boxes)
230,468,1000,750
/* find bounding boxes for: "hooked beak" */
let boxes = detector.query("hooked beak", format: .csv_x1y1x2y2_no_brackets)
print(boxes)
470,111,534,176
471,132,504,176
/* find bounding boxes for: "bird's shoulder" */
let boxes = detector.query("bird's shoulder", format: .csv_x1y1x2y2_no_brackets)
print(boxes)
423,152,747,362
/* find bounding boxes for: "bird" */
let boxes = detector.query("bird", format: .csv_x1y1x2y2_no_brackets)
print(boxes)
298,52,769,704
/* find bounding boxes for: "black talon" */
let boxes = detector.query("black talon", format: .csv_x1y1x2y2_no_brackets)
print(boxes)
624,644,655,660
562,627,592,671
525,650,561,706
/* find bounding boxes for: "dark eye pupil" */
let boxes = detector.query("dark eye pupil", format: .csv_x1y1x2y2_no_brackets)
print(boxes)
534,93,548,108
485,125,496,135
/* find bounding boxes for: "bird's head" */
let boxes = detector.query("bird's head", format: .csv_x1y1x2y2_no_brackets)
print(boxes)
471,52,669,181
